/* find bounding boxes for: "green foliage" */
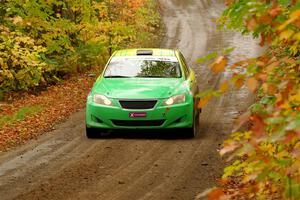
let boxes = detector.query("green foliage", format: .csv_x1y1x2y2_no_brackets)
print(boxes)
0,0,160,93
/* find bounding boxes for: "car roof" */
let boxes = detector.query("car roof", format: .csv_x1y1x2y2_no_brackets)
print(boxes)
113,48,177,57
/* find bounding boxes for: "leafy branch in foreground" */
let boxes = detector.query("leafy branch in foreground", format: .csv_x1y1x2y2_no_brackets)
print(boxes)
199,0,300,199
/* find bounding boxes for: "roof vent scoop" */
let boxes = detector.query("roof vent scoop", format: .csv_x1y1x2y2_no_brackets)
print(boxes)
136,50,153,56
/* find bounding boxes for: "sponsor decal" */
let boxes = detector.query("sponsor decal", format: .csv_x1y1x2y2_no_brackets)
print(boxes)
129,112,147,118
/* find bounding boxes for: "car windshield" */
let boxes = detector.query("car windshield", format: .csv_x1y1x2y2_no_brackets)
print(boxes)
104,56,181,78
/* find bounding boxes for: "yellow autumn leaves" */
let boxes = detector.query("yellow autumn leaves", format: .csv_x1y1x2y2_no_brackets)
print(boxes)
0,0,160,93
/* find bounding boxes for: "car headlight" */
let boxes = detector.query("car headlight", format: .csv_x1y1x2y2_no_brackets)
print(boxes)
163,94,186,106
93,94,113,106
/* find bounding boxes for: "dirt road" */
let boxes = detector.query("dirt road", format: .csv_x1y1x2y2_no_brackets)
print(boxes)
0,0,261,199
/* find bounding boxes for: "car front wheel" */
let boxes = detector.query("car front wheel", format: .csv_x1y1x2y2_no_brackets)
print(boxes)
186,111,200,138
86,127,106,138
86,127,96,138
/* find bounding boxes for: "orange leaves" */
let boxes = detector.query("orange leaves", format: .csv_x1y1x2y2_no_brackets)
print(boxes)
259,32,273,46
230,59,253,70
224,0,234,6
247,77,259,92
262,83,278,95
258,14,273,25
0,71,96,151
254,8,300,45
292,19,300,29
198,96,212,109
128,0,144,10
268,7,282,17
210,56,228,73
246,17,257,31
266,60,280,72
220,80,229,93
250,115,266,137
233,75,245,89
255,73,267,82
207,188,225,200
206,2,300,200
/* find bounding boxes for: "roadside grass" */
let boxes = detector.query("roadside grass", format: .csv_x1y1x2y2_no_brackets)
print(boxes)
0,106,43,129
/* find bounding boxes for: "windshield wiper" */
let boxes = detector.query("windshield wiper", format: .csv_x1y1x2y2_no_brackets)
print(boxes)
104,75,133,78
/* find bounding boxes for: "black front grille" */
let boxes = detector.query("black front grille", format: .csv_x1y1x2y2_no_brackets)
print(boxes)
119,100,157,109
112,120,165,127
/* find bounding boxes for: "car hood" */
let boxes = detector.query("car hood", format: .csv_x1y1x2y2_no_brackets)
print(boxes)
93,78,187,99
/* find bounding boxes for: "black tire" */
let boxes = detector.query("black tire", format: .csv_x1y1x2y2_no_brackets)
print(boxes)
186,111,200,138
86,127,96,138
185,128,195,138
86,127,106,138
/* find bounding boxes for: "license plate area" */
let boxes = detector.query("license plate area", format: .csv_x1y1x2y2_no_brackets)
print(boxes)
129,112,147,118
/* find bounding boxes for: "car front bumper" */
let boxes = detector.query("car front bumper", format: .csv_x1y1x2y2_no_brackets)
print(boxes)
86,100,194,130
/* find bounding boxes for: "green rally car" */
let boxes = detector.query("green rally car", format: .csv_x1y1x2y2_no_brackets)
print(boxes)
86,48,200,138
